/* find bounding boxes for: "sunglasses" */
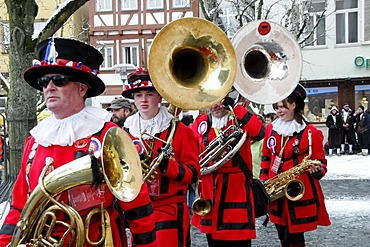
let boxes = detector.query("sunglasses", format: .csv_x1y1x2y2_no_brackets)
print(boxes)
37,75,79,88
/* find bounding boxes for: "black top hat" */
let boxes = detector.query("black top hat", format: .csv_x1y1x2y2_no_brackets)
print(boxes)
288,83,306,111
24,38,105,98
121,68,155,99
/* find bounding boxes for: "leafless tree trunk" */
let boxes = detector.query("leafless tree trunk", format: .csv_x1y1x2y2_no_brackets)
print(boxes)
3,0,89,180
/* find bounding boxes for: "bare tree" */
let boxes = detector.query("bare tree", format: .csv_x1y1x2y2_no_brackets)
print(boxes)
199,0,328,47
4,0,89,181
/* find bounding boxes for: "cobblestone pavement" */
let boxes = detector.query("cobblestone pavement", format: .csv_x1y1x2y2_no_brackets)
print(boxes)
191,178,370,247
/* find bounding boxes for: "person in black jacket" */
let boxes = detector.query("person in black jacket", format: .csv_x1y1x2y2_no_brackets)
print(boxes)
354,105,370,156
325,106,343,156
340,103,356,154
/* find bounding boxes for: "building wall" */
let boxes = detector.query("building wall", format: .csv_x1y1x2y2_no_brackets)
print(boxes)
0,1,88,82
89,0,199,106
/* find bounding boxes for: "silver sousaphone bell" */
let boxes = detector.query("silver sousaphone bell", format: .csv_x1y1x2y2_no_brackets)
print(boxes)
232,20,302,104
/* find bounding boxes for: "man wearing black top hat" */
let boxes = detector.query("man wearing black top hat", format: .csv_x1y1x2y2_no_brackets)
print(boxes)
0,38,157,247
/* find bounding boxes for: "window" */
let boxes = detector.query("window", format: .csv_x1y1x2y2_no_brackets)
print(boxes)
304,0,326,46
219,6,240,38
122,46,139,67
2,24,9,53
96,0,112,12
147,0,163,9
2,21,47,53
355,85,370,110
122,0,138,10
173,0,189,8
335,0,358,44
305,86,338,122
34,21,47,38
99,46,114,69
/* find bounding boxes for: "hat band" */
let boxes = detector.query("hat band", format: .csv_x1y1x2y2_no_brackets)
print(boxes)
125,80,153,90
32,58,100,76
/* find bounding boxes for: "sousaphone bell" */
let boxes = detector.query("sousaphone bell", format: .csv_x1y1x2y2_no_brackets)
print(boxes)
232,20,302,104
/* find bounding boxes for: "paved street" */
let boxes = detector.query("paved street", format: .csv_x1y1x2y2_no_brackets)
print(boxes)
191,155,370,246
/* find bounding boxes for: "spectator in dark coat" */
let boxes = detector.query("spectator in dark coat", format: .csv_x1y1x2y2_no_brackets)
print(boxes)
354,105,370,156
340,103,356,154
325,106,343,156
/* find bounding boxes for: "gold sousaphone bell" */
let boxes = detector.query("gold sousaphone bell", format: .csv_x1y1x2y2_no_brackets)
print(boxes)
148,17,237,110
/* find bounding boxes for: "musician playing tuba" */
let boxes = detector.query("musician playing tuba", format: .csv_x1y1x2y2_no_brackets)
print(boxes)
190,95,265,246
122,68,200,247
0,38,157,247
259,84,331,246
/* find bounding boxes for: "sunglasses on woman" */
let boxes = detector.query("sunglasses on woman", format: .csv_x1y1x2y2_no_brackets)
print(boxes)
37,75,80,88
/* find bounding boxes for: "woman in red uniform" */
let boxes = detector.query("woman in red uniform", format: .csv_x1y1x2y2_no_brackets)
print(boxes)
190,96,265,246
0,38,156,247
122,68,200,247
259,84,331,247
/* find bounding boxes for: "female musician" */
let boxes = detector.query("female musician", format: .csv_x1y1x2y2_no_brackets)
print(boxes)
190,96,265,246
122,68,200,247
259,84,331,247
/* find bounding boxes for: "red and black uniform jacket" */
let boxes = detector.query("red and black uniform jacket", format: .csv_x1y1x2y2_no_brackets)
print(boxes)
260,123,331,233
0,122,157,247
190,105,264,241
126,121,200,247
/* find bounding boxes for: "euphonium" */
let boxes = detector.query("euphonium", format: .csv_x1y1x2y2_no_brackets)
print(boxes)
263,130,322,202
199,122,247,175
11,128,143,247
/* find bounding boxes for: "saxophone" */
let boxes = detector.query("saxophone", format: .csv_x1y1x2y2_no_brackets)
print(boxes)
263,130,322,202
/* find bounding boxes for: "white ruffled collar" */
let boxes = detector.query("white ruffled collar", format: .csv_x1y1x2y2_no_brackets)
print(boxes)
272,118,306,137
30,106,112,147
211,114,229,129
124,106,173,139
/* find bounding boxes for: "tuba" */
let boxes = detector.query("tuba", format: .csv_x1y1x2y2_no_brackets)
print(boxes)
198,20,303,176
148,17,237,216
193,20,303,215
11,128,143,247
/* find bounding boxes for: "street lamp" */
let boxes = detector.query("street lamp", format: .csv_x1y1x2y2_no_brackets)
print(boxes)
112,63,136,87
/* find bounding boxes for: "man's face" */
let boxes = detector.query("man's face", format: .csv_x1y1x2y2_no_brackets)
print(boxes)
41,74,88,119
111,108,130,126
210,102,228,118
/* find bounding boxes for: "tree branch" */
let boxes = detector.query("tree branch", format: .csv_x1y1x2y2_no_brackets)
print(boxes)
38,0,89,41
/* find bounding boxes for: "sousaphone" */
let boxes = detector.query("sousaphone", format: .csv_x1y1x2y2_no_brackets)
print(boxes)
232,20,302,104
149,17,237,110
147,17,237,217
